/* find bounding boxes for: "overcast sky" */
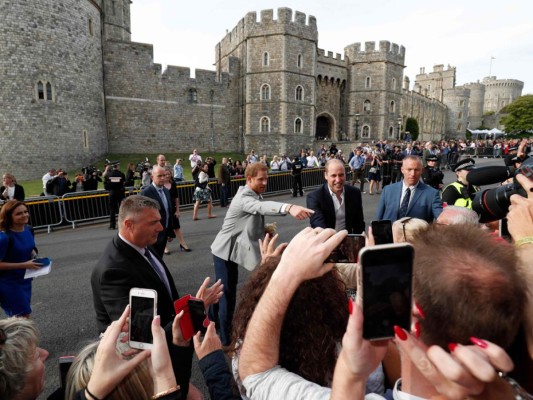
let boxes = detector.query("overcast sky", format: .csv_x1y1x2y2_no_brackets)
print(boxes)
131,0,532,94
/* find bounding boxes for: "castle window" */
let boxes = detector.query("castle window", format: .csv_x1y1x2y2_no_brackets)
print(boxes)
362,125,370,138
459,100,464,107
112,0,116,15
295,85,303,101
261,84,271,101
389,126,394,138
263,52,269,67
89,18,94,36
37,81,44,100
297,54,302,68
189,88,197,103
365,77,371,89
457,123,462,131
46,82,53,100
392,78,396,90
260,117,270,132
83,130,89,149
390,100,395,113
363,100,371,112
458,111,463,119
294,118,302,133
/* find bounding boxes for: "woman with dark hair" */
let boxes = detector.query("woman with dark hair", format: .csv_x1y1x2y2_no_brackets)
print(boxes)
125,162,136,187
0,200,43,317
233,160,244,176
230,251,350,396
163,168,191,253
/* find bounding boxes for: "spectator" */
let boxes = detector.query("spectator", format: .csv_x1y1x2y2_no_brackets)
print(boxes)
156,154,167,168
367,151,382,195
188,148,202,169
279,155,290,171
192,163,215,221
42,168,56,196
72,171,86,192
391,216,429,243
47,169,71,196
299,150,308,168
191,160,202,182
270,156,281,172
1,173,25,201
233,160,244,176
173,159,184,182
163,168,191,253
0,200,43,318
218,157,231,208
206,156,217,179
124,162,136,187
436,205,479,225
306,151,319,168
247,150,258,164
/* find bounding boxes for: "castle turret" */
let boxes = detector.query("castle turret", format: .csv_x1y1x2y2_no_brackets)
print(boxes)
443,86,470,137
103,0,131,41
464,81,485,129
482,76,524,113
344,41,406,140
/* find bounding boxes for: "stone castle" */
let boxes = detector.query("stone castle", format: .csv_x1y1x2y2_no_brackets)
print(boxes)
0,1,524,180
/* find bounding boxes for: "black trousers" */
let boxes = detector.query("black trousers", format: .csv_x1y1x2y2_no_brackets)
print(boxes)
292,175,303,196
108,192,124,228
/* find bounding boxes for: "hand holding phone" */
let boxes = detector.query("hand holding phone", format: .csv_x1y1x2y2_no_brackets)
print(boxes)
371,220,393,245
174,295,209,341
129,288,157,350
326,234,365,263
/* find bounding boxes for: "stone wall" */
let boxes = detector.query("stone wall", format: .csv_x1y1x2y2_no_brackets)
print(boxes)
443,86,470,137
0,0,107,180
482,76,524,113
464,82,485,129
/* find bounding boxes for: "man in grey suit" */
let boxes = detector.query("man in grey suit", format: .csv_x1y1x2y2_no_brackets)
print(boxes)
210,162,314,345
140,165,174,257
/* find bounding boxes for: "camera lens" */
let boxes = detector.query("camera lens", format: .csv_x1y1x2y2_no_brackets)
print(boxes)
472,183,515,223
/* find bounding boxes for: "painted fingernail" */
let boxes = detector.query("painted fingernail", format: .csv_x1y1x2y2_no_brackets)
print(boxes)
448,343,458,352
394,325,408,341
469,337,488,349
414,321,421,338
415,302,426,319
348,298,353,314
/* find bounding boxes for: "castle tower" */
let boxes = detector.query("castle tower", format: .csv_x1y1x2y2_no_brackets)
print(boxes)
464,81,485,129
0,0,108,180
215,8,318,155
103,0,131,41
443,86,470,137
345,41,406,141
482,76,524,113
414,64,456,102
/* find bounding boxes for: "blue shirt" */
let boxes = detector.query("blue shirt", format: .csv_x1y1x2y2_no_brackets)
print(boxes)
349,155,366,170
174,164,184,180
0,226,35,280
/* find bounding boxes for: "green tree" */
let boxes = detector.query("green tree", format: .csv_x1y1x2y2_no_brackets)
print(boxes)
405,117,420,141
500,95,533,133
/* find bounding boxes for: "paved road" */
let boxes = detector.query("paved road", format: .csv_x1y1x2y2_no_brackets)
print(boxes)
8,157,498,399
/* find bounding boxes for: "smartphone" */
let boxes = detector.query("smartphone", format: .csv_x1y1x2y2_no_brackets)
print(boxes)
499,218,511,242
358,243,414,341
188,298,208,335
326,234,366,263
58,356,75,389
371,220,393,245
129,288,157,350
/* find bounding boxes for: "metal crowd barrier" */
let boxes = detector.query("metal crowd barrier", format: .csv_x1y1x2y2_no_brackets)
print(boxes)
25,167,329,231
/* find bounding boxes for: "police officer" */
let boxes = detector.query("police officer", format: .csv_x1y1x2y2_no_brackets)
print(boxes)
421,154,444,190
390,145,404,183
291,155,304,197
103,161,125,230
441,158,478,208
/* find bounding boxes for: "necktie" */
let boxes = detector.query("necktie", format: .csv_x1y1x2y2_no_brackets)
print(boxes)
144,249,172,298
399,188,411,218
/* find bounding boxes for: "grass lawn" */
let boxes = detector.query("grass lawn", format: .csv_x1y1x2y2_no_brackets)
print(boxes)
20,152,246,197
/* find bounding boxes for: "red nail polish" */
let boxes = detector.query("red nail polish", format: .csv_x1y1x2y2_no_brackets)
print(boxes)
469,337,488,349
394,325,408,341
448,343,458,352
415,302,426,319
414,321,421,338
348,298,353,315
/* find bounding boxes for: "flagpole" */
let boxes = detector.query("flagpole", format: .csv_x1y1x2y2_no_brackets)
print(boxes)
489,56,495,76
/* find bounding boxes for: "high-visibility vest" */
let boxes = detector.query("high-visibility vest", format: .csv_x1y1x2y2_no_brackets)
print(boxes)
443,181,477,209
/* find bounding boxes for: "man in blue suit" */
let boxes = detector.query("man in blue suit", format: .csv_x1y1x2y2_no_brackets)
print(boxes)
376,156,442,223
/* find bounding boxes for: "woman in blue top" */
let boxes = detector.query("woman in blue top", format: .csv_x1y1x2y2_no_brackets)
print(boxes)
0,200,42,317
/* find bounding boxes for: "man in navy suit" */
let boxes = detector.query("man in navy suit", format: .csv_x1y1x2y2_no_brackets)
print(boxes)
376,156,442,223
307,159,365,233
140,165,175,257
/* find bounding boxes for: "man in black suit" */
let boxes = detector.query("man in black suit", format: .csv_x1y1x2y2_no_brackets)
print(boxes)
91,195,221,399
306,159,365,234
140,165,175,257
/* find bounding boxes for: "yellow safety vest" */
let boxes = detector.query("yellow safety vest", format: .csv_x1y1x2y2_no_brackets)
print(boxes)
443,182,476,209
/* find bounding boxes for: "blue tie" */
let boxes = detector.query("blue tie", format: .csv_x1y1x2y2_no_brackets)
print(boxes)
399,188,411,218
144,249,172,298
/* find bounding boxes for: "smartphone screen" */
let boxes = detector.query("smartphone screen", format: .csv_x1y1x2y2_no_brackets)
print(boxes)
59,356,75,389
130,294,156,348
188,299,208,335
371,220,393,245
360,244,414,340
326,234,366,263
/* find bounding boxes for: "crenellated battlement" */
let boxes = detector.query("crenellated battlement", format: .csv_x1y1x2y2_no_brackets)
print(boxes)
317,48,345,67
344,40,405,65
482,76,524,89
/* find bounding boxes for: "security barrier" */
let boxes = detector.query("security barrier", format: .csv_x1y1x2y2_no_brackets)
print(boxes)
25,167,330,231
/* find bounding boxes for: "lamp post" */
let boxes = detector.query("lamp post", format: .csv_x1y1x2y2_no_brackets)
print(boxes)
354,113,360,141
397,116,402,141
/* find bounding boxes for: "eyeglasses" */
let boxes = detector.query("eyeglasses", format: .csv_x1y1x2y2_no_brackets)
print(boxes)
400,217,413,242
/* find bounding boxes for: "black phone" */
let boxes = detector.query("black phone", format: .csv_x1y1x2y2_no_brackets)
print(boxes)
59,356,75,389
499,218,511,242
187,298,208,335
326,234,366,263
359,243,414,340
371,220,393,245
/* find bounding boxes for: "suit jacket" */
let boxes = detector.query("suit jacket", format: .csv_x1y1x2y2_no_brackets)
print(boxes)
307,184,365,234
0,184,25,201
140,184,174,239
211,185,287,271
375,181,443,223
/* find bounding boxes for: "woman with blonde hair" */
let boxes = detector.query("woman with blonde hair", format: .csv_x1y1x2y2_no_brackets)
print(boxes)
392,217,429,243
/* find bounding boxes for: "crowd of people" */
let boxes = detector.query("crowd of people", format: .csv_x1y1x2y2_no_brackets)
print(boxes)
1,137,533,400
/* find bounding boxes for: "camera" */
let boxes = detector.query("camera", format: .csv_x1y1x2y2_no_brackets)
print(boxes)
471,157,533,222
81,165,102,176
136,158,151,174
